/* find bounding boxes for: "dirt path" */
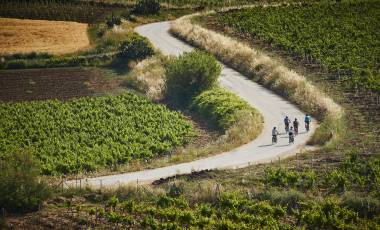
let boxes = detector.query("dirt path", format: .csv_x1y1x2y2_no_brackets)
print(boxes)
66,21,316,188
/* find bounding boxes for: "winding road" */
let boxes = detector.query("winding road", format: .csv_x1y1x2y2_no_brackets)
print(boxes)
67,21,316,188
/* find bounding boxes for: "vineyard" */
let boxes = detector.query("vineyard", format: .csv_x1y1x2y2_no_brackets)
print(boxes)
0,93,194,175
0,0,127,23
215,1,380,93
8,151,380,228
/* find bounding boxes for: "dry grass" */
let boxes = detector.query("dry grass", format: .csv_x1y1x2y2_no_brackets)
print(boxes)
170,13,345,146
0,18,90,55
124,55,167,100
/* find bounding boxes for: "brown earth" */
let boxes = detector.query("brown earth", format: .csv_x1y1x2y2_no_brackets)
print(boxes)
0,18,90,55
0,68,120,102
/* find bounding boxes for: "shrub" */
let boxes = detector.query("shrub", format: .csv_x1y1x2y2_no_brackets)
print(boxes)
0,150,51,213
191,88,255,130
299,199,358,229
256,189,307,212
133,0,160,15
106,15,122,28
342,193,380,218
165,51,221,104
118,33,154,60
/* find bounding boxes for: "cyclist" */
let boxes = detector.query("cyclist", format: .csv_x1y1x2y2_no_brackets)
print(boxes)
289,127,295,144
272,127,279,143
284,116,290,133
293,118,299,135
304,114,311,132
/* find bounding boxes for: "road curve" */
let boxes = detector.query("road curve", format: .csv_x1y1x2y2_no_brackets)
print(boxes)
67,21,316,188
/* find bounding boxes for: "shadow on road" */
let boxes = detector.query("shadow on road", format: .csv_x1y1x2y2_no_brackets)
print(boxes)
258,144,274,147
275,144,290,147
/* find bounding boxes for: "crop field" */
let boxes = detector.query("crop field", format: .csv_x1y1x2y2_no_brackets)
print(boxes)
0,68,118,102
0,18,90,55
0,0,126,23
214,1,380,93
0,93,194,175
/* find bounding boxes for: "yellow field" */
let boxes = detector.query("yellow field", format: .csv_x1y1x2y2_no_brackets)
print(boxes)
0,18,90,55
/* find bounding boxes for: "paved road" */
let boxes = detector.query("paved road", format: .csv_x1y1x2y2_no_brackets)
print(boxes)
67,21,316,188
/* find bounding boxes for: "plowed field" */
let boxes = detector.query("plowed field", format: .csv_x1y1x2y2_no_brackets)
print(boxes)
0,18,89,55
0,68,117,102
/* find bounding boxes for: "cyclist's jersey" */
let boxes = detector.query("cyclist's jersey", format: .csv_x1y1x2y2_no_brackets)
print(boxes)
305,116,311,123
272,129,278,136
293,121,299,127
284,118,290,125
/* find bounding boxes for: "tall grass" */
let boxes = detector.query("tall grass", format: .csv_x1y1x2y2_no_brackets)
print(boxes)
170,13,345,147
124,55,167,100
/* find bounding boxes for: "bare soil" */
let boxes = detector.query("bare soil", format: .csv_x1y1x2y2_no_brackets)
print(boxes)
0,18,89,55
0,67,120,102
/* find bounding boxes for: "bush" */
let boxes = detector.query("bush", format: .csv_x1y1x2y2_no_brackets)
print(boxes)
165,51,221,104
118,33,154,60
299,199,358,229
106,15,122,28
256,189,307,212
191,88,254,130
0,150,51,213
342,193,380,218
133,0,160,15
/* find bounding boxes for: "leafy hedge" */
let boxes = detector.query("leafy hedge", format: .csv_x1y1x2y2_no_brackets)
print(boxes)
191,88,258,130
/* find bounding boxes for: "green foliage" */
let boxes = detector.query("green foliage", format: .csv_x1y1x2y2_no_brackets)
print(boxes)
216,1,380,93
1,52,52,61
342,193,380,219
265,168,317,190
298,199,358,229
133,0,160,15
0,150,51,213
107,196,119,211
122,193,288,228
165,50,221,104
0,0,127,23
191,88,256,130
323,153,380,194
106,14,122,28
325,170,348,193
121,200,134,213
256,189,307,212
0,93,194,175
119,33,155,60
0,53,116,70
167,183,184,197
